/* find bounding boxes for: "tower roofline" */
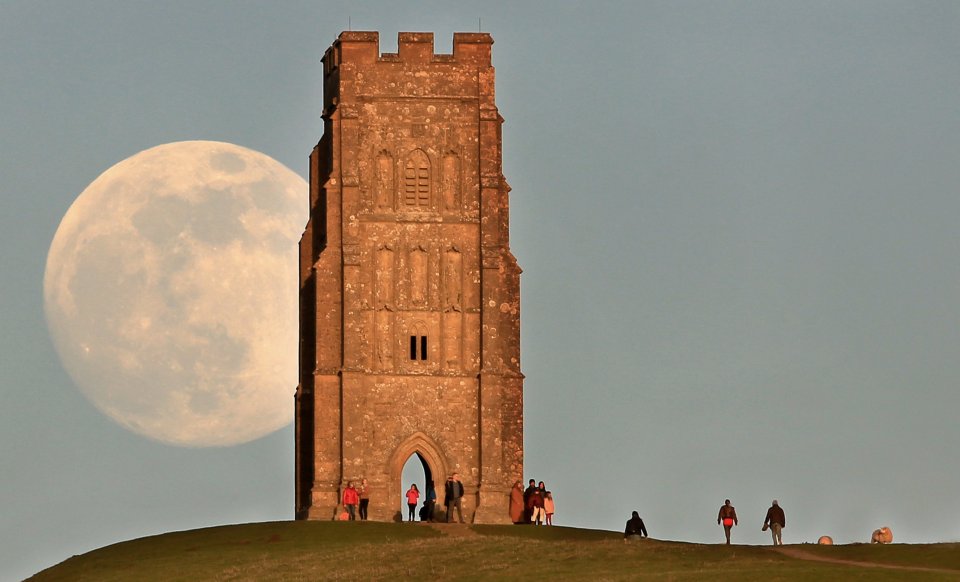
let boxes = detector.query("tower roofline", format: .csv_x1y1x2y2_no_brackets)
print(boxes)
325,31,493,69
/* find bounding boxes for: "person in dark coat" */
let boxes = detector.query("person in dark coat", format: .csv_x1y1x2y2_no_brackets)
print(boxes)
444,473,464,523
522,479,537,523
527,487,545,525
423,481,437,522
762,500,786,545
624,511,648,539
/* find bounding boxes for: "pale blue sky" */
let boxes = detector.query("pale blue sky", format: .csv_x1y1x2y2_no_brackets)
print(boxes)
3,1,960,578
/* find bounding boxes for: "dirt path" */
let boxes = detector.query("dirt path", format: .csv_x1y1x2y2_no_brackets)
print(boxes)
426,522,479,538
771,546,959,575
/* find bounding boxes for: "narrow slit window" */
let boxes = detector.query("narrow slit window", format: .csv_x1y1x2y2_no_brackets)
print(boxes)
409,335,417,360
420,336,427,361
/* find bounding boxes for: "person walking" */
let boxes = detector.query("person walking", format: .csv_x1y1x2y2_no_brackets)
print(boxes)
624,511,648,539
445,473,465,523
509,480,525,524
762,500,786,545
405,484,420,522
358,478,370,520
717,499,738,544
342,481,360,521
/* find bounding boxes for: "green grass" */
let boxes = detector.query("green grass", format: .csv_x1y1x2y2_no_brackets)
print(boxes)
798,543,960,571
28,521,960,581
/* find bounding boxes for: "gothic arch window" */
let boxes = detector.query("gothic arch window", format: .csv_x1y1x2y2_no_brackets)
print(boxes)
403,149,431,207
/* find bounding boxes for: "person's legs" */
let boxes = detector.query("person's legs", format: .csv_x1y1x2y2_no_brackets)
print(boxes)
359,499,368,520
723,525,731,544
347,504,356,521
455,498,464,523
546,512,553,526
772,523,782,545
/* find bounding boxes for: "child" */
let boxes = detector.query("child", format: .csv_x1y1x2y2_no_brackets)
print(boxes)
544,491,555,526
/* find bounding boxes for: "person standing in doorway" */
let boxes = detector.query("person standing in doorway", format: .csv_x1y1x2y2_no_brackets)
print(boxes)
423,480,437,522
763,500,786,545
717,499,738,544
342,481,360,521
405,483,420,522
358,478,370,520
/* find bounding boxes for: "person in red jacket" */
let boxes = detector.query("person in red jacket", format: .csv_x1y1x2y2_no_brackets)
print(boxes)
405,484,420,522
342,481,360,521
717,499,738,544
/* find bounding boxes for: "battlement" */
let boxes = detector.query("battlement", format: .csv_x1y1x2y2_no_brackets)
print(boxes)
322,31,492,73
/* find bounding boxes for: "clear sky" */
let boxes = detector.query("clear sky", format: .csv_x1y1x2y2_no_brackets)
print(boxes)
3,1,960,578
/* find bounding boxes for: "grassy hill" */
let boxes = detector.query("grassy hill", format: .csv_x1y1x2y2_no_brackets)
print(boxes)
29,521,960,581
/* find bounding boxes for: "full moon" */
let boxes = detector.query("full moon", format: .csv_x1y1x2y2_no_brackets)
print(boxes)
44,141,307,447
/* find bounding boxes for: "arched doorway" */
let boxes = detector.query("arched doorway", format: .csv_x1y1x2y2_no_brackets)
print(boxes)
389,432,448,523
400,452,434,521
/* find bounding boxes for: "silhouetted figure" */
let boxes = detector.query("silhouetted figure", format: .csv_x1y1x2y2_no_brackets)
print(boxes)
423,481,437,522
717,499,738,544
624,511,648,539
762,500,785,545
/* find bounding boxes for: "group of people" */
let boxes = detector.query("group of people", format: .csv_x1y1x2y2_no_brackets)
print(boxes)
340,474,462,523
509,479,555,525
401,473,472,523
338,479,370,521
343,479,783,545
624,499,786,545
716,498,786,545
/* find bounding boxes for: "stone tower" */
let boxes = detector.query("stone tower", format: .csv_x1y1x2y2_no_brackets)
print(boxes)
296,31,523,523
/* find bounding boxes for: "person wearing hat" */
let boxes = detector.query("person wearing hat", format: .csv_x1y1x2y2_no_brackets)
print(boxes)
763,500,786,545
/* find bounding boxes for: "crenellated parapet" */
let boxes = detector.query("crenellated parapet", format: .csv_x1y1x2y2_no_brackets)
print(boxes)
323,31,492,73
